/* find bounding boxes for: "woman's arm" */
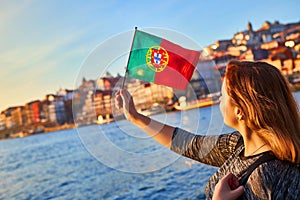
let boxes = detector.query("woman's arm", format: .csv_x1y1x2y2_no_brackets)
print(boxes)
115,89,241,166
115,89,175,147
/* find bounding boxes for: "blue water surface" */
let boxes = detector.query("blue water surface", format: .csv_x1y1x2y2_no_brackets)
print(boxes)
1,92,299,200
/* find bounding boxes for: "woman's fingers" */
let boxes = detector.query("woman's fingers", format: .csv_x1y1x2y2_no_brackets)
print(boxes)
213,173,244,200
115,89,139,121
226,173,240,190
231,185,244,199
114,90,123,109
119,89,131,110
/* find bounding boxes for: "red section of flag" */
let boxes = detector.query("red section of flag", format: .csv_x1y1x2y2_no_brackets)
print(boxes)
161,39,200,66
154,66,191,90
153,39,200,90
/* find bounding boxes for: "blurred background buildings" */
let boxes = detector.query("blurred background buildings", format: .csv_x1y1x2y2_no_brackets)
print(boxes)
1,20,300,139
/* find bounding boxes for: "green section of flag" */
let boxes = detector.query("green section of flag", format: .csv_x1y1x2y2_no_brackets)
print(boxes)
126,30,162,82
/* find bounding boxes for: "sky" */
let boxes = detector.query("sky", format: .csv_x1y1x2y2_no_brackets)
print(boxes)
0,0,299,112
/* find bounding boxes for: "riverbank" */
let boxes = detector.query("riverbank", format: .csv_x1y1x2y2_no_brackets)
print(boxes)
1,90,300,141
0,123,76,140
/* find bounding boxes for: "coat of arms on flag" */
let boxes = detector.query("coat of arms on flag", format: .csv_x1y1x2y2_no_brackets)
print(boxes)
146,46,169,72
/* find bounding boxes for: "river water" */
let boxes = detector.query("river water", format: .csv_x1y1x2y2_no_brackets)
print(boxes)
1,92,299,200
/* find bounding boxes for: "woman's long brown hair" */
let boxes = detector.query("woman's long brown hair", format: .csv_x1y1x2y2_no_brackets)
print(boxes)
225,60,300,163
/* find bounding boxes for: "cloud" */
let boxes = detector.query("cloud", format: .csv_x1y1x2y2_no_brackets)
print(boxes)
0,27,90,76
0,23,94,111
0,0,34,34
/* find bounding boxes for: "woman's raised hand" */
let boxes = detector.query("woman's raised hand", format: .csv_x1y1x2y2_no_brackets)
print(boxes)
115,89,174,147
115,89,139,122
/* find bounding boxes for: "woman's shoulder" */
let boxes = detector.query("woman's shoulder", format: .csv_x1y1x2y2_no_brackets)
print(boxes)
217,131,243,153
252,159,300,184
258,159,300,178
248,159,300,199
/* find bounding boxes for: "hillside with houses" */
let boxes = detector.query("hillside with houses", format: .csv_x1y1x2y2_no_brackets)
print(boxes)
1,20,299,139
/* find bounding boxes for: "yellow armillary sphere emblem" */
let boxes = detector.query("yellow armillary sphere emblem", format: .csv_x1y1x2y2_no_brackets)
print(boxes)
146,46,169,72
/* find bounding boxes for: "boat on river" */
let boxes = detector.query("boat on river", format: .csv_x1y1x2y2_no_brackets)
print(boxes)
174,96,220,111
139,103,165,116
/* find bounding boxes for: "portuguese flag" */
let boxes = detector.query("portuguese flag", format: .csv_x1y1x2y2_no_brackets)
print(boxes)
126,29,200,90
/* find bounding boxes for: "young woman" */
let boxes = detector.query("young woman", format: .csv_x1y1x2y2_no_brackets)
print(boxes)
115,61,300,199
